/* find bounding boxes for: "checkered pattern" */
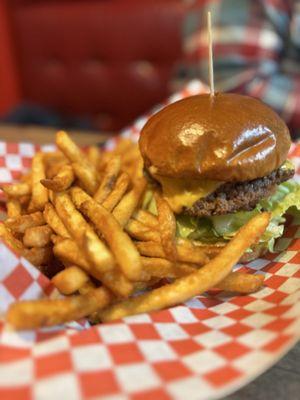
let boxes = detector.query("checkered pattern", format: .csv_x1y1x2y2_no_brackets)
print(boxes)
0,143,56,203
0,80,299,400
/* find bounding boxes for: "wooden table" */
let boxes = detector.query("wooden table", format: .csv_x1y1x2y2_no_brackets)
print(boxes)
0,123,299,399
0,123,110,146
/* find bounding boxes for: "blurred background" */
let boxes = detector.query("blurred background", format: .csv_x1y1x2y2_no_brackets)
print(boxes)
0,0,299,139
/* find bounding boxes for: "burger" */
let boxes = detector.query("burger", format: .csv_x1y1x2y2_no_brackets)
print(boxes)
139,93,300,260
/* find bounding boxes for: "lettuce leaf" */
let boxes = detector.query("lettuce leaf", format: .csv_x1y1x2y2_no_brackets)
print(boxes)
176,180,300,252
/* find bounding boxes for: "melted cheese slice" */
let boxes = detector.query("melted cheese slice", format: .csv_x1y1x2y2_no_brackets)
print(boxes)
154,175,222,213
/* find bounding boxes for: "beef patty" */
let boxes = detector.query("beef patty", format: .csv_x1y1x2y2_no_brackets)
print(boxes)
185,166,294,217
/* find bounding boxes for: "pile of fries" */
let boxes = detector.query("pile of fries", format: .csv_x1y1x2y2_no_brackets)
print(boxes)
0,131,270,330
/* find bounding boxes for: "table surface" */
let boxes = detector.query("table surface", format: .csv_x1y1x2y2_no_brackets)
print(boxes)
225,342,300,400
0,123,110,146
0,123,298,399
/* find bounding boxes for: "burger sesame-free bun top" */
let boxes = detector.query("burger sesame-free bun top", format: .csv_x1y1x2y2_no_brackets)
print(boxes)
139,93,291,181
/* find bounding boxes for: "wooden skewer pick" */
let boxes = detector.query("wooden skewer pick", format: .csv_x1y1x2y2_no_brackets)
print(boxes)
207,11,215,97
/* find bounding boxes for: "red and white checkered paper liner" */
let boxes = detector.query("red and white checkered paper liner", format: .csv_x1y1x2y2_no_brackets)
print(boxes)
0,80,300,400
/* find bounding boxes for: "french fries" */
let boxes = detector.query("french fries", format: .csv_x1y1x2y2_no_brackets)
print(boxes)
56,131,86,164
51,235,65,245
51,266,90,295
53,225,133,297
72,162,99,195
43,203,70,238
0,223,25,252
7,286,112,329
177,238,224,259
30,152,48,211
94,156,121,203
56,130,100,194
23,225,53,248
43,151,67,167
140,257,264,293
6,199,21,218
41,164,74,192
5,212,45,234
22,247,52,267
53,192,115,274
0,224,52,267
87,146,101,168
1,182,31,198
83,231,133,298
113,177,147,227
133,209,158,230
125,219,161,242
217,272,264,293
79,280,97,295
100,213,270,322
102,172,130,211
73,188,142,281
154,191,177,262
141,257,196,280
135,240,209,265
19,195,31,209
113,138,135,155
53,238,89,269
2,130,269,330
46,160,68,180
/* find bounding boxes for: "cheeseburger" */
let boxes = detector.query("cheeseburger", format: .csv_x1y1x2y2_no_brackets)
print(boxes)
139,93,300,260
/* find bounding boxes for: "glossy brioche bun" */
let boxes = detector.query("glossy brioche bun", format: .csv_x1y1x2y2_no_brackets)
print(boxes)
139,93,291,181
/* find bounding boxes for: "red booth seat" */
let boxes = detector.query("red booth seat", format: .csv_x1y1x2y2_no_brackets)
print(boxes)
0,0,192,131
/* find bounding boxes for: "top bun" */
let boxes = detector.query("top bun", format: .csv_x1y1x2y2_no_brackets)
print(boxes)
139,93,291,181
